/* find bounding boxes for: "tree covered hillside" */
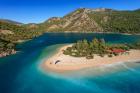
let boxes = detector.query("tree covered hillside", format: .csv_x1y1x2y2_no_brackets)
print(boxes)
88,10,140,34
0,21,43,57
39,8,140,34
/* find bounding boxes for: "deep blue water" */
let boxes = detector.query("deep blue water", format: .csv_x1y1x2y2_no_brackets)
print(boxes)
0,33,140,93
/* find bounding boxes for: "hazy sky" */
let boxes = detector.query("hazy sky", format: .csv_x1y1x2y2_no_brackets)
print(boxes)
0,0,140,23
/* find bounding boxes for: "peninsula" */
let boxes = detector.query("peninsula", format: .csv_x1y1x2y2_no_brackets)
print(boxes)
42,38,140,72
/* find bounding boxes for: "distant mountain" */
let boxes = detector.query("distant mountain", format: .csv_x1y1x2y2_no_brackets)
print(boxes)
0,19,23,25
134,9,140,12
38,8,140,34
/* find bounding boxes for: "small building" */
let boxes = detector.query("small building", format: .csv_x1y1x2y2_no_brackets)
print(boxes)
111,49,126,54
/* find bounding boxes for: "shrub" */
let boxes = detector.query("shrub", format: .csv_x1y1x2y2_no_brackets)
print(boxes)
86,55,94,59
113,53,119,56
108,54,113,57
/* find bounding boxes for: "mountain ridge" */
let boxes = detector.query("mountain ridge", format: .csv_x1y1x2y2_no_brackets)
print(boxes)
36,8,140,33
1,8,140,34
0,19,23,25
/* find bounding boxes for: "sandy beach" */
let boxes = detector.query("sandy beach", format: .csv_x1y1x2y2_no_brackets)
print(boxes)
42,45,140,72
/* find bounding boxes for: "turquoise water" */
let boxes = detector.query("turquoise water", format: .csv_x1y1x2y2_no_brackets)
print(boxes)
0,33,140,93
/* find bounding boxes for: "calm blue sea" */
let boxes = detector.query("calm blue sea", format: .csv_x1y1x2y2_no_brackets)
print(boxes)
0,33,140,93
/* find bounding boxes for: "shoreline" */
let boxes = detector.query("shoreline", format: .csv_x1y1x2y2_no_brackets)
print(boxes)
0,49,17,58
45,31,140,35
42,45,140,72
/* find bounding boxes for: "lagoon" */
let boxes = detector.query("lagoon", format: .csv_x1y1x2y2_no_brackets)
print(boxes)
0,33,140,93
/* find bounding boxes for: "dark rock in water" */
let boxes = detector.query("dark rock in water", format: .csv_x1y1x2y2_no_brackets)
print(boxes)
0,49,16,58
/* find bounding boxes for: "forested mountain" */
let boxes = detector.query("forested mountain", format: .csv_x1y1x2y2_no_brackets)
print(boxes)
38,8,140,33
0,20,43,57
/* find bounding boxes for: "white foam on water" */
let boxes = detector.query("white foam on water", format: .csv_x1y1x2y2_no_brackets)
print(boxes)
121,63,140,74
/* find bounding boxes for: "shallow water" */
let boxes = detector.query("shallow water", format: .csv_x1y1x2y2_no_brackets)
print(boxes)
0,33,140,93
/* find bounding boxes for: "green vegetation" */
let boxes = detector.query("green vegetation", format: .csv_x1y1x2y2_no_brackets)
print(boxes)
88,10,140,34
35,8,140,33
0,21,43,41
1,8,140,57
127,41,140,49
0,21,44,57
63,38,131,59
0,38,16,57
